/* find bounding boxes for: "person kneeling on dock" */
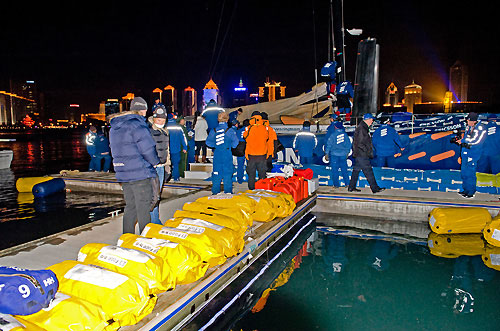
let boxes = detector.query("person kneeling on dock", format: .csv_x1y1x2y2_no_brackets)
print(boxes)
108,97,161,234
206,112,239,194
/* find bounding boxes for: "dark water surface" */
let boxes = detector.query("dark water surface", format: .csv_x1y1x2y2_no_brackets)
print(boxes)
233,230,500,331
0,129,124,250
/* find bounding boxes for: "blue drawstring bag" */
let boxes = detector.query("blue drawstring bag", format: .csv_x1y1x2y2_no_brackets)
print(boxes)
0,266,59,315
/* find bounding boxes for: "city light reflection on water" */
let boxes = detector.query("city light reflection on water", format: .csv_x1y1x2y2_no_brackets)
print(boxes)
0,129,124,250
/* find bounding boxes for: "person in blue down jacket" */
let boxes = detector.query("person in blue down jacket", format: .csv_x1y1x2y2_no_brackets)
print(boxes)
108,97,160,234
202,99,225,131
371,118,405,167
293,121,318,165
457,112,487,198
206,112,239,194
325,113,340,143
167,113,187,181
94,129,112,172
325,121,352,187
477,114,500,174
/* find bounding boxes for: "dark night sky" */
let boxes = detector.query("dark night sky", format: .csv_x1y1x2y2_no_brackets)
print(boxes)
1,0,498,117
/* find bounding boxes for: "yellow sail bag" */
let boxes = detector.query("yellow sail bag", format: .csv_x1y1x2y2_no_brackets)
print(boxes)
427,232,485,258
19,292,119,331
164,218,245,258
77,243,175,294
246,189,296,217
0,314,45,331
195,193,258,215
47,260,156,327
15,177,53,193
174,209,247,234
428,207,492,234
238,192,277,222
181,201,253,227
117,234,209,284
142,223,227,268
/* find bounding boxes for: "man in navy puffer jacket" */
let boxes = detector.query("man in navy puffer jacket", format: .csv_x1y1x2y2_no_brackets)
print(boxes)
108,97,160,234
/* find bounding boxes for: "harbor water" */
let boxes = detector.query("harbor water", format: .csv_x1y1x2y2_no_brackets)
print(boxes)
232,228,500,331
0,129,124,250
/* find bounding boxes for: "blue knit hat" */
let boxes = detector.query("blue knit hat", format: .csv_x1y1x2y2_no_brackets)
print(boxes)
363,113,375,120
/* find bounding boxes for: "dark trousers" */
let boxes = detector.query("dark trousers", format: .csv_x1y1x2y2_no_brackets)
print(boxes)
195,140,207,156
348,157,380,193
246,155,267,190
122,178,154,234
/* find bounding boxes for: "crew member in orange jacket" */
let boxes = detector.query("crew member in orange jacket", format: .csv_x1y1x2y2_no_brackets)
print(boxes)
243,111,269,189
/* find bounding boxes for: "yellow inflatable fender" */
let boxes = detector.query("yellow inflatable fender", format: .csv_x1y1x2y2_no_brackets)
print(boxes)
77,243,175,294
19,292,119,331
164,218,245,258
427,232,485,258
182,201,253,227
195,193,258,215
482,214,500,247
16,177,53,193
428,207,492,234
117,234,209,285
47,260,157,327
0,314,45,331
482,245,500,271
238,192,277,223
174,209,247,234
246,189,296,217
142,223,227,268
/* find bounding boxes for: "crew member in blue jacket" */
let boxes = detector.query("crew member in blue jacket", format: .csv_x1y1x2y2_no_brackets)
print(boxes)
94,130,112,172
477,114,500,174
108,97,160,234
228,108,243,127
335,81,354,116
325,121,352,187
85,126,97,171
457,112,486,198
293,121,318,165
202,99,225,131
206,112,239,194
325,113,340,144
167,113,188,181
372,118,405,167
233,119,247,184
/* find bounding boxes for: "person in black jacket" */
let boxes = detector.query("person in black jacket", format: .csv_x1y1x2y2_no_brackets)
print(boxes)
347,113,384,193
147,105,170,224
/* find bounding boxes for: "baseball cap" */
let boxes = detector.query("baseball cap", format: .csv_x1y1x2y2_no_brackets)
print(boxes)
466,112,478,121
363,113,375,120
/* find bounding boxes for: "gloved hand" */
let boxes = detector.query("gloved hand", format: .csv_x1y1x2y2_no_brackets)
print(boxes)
325,155,329,162
460,142,471,149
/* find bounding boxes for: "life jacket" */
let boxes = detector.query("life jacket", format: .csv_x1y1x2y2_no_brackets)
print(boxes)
243,115,269,158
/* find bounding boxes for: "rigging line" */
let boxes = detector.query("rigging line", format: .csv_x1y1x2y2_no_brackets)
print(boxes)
312,0,319,118
207,0,226,81
330,0,335,60
210,0,238,81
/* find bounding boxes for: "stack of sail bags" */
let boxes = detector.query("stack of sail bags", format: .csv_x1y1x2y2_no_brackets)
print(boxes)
427,207,500,271
142,190,296,268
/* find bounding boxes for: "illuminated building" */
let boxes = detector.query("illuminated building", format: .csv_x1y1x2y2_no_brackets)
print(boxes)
258,78,286,102
0,84,36,125
203,79,221,108
0,94,8,125
233,78,249,107
384,82,399,107
443,91,453,113
449,60,468,102
182,86,197,116
403,81,422,113
163,85,178,113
